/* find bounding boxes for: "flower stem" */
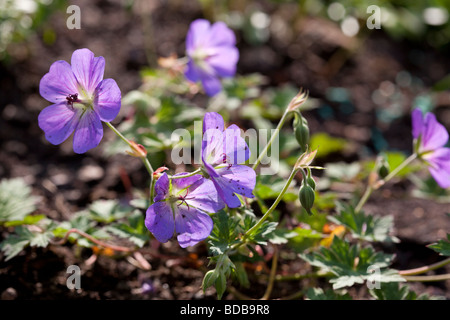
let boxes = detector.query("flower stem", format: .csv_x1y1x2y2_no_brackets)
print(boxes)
354,153,417,213
375,153,417,189
242,167,299,243
399,257,450,276
261,246,278,300
402,273,450,282
142,157,154,180
354,184,374,213
252,109,290,171
52,228,134,253
169,168,202,179
105,121,132,147
105,122,155,202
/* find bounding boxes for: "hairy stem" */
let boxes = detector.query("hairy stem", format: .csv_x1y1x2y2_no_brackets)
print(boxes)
261,246,278,300
355,153,417,213
106,122,154,203
354,185,374,213
169,168,202,179
399,257,450,276
242,167,299,243
375,153,417,189
402,273,450,282
52,228,134,253
252,109,290,171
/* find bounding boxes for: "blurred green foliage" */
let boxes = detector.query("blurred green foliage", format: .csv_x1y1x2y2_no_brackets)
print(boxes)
0,0,67,61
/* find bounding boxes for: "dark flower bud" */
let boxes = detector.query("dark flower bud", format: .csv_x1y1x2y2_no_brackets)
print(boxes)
306,168,316,189
293,113,310,153
299,182,315,215
377,155,390,179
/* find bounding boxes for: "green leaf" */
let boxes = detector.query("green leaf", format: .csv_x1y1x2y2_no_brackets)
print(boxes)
0,226,53,261
428,234,450,257
325,162,361,181
309,133,347,158
89,199,132,223
4,214,46,227
411,176,450,201
432,73,450,92
0,178,39,223
215,272,227,300
233,261,250,288
300,237,404,289
365,151,415,178
106,211,150,248
52,211,108,248
247,220,278,246
267,229,297,245
328,202,399,243
203,254,236,300
287,226,324,253
202,270,219,293
254,175,297,201
306,288,352,300
208,210,241,256
369,282,444,300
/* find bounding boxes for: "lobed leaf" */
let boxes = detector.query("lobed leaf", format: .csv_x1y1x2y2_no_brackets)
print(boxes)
428,234,450,257
0,178,39,223
0,226,53,261
328,202,399,243
300,236,404,289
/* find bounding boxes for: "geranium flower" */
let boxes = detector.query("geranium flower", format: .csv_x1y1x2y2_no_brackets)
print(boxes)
38,48,121,154
412,109,450,188
145,173,224,248
184,19,239,96
202,112,256,208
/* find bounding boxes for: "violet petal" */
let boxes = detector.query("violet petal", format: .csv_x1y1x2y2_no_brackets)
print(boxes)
38,103,79,145
72,110,103,154
145,201,175,243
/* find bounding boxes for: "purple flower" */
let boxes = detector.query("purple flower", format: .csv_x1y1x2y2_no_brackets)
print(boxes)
38,48,121,154
145,173,224,248
202,112,256,208
412,109,450,188
185,19,239,96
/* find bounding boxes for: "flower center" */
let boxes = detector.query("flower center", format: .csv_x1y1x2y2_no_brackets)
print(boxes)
67,89,94,113
190,47,215,72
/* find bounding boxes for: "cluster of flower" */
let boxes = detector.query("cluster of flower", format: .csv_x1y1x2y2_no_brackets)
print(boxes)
146,112,256,247
37,19,253,247
37,18,449,249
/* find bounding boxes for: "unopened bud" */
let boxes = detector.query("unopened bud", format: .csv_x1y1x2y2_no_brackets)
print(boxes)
377,155,390,179
299,182,315,215
126,141,148,158
153,166,169,180
306,168,316,190
287,88,309,112
293,113,310,153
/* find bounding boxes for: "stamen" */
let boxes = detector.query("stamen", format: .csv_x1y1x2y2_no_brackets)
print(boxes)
66,93,79,109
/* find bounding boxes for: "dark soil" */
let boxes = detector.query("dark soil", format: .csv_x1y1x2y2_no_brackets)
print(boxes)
1,0,449,300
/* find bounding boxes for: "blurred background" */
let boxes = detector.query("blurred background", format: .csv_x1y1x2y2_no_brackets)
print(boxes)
0,0,449,299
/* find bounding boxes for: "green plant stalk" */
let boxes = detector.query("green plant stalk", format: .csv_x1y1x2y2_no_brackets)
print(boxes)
402,273,450,282
242,167,300,243
261,246,278,300
355,153,417,213
252,109,290,171
375,153,417,189
106,122,154,203
273,271,331,281
399,257,450,276
169,168,202,179
52,228,134,253
354,184,374,213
